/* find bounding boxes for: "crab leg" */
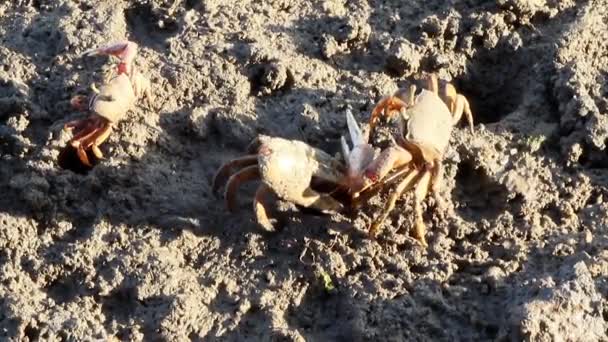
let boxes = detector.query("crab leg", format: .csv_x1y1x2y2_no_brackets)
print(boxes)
67,118,107,167
212,155,258,194
429,160,443,194
70,130,99,167
369,169,420,238
412,171,432,247
369,84,417,135
79,122,112,160
394,84,417,108
369,96,409,133
442,82,474,133
452,94,474,133
293,187,344,213
225,165,260,212
66,116,106,140
253,183,275,231
64,119,96,137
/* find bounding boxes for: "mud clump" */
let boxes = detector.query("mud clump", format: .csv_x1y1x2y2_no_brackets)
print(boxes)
507,261,606,340
552,3,608,166
385,38,421,77
249,60,295,96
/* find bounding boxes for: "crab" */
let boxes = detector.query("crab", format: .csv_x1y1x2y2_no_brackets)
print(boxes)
212,136,345,231
353,73,475,246
212,111,373,231
64,40,152,167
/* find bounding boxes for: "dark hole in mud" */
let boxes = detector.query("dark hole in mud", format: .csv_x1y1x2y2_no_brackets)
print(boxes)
99,286,139,323
124,2,179,46
185,0,202,10
453,160,509,221
454,44,529,124
24,324,40,341
576,143,608,169
45,270,86,304
57,144,97,174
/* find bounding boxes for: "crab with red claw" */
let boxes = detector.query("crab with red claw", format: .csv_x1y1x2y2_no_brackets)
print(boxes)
352,73,475,247
64,40,153,167
212,110,375,231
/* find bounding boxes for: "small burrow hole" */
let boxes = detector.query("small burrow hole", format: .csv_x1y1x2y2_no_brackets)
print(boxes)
453,160,509,221
57,145,97,174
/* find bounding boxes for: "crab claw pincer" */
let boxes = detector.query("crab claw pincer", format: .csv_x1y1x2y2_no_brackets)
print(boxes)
340,110,376,194
82,40,138,75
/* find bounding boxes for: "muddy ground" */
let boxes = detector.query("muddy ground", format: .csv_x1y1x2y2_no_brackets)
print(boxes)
1,0,607,340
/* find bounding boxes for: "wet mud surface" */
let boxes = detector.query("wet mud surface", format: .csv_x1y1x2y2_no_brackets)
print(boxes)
0,0,607,340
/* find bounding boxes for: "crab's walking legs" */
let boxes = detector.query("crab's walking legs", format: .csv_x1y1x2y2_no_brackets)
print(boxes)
368,168,420,238
225,165,260,212
295,188,344,213
65,116,109,167
212,155,258,194
83,124,112,160
254,184,275,231
70,128,100,167
412,171,432,247
442,83,474,133
368,84,417,134
352,165,412,208
368,167,433,247
64,117,100,140
369,97,408,133
74,123,112,166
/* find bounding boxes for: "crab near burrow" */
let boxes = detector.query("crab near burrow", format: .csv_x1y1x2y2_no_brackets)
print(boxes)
212,111,374,231
353,73,474,246
63,40,152,167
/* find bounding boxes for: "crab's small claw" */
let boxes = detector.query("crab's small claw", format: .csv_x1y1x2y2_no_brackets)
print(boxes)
83,40,138,75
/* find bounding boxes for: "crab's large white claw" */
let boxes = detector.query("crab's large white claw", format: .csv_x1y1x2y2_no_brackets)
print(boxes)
346,109,368,146
341,111,376,193
341,135,350,160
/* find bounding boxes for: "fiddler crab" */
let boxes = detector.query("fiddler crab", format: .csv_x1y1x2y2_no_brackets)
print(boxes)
64,40,152,167
212,112,357,231
355,73,474,246
213,73,474,247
